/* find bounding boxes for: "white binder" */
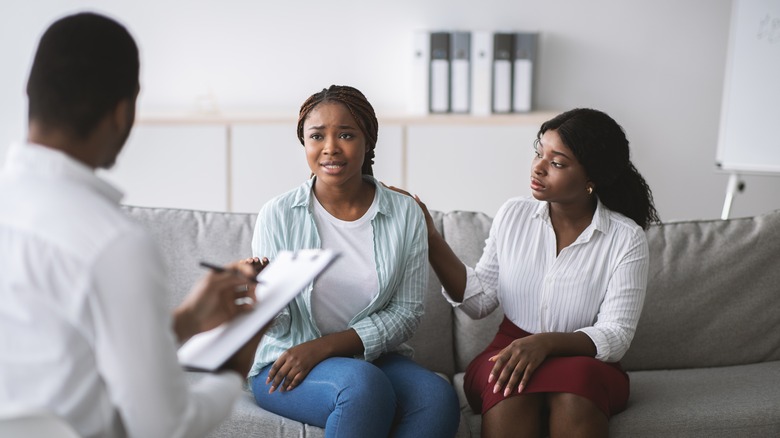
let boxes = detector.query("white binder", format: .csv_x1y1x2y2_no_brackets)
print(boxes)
450,32,471,113
513,32,538,113
429,32,450,113
470,31,493,116
408,30,430,115
492,33,513,113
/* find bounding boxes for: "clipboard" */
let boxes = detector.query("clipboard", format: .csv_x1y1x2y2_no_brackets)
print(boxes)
177,249,339,372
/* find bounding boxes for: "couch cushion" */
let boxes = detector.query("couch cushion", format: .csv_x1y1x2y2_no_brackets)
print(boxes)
183,373,325,438
622,210,780,371
441,211,503,373
212,393,324,438
454,360,780,437
610,361,780,437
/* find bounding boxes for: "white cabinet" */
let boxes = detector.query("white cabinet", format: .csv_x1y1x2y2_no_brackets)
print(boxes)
230,123,309,214
115,112,556,216
368,125,404,188
406,124,539,216
101,124,228,211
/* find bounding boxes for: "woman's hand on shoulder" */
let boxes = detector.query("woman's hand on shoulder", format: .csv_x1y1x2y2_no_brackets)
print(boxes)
488,334,552,397
382,183,435,230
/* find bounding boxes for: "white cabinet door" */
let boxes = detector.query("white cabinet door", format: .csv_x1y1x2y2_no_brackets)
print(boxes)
370,124,404,188
99,116,541,216
230,124,309,214
406,125,538,217
231,124,404,214
100,124,228,211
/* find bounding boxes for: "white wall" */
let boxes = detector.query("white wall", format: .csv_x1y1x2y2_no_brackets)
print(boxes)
2,0,776,221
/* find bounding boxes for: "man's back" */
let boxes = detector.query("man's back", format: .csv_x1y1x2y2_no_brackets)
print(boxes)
0,143,241,438
0,143,138,436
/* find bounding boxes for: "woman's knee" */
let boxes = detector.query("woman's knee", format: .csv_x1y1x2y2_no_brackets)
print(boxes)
391,367,461,433
419,373,460,415
547,392,604,421
547,392,608,437
331,359,396,412
424,375,461,434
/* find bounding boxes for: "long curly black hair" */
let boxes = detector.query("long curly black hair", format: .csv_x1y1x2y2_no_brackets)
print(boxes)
539,108,660,229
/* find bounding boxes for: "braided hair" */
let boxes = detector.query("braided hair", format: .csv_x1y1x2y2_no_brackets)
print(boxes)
539,108,660,229
297,85,378,176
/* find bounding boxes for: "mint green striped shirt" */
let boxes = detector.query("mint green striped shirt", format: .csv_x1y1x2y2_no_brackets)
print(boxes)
248,176,428,377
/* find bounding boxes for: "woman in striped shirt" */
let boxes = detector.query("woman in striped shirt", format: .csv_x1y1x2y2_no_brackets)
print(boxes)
400,108,659,437
245,85,460,437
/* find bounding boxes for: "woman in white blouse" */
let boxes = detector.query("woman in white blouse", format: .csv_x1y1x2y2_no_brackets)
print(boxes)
396,108,659,437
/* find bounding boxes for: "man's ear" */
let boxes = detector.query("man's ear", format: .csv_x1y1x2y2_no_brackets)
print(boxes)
111,98,135,132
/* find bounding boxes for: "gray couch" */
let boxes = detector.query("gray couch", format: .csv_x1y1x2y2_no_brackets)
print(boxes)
123,205,780,437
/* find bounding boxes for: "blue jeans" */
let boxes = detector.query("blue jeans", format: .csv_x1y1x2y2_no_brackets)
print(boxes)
251,354,460,438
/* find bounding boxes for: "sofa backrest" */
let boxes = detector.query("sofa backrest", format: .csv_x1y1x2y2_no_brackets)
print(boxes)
441,208,780,373
122,205,456,377
621,210,780,371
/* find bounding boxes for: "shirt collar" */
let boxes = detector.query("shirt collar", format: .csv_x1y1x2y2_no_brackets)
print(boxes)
291,175,391,218
532,196,611,240
4,142,124,204
590,198,610,236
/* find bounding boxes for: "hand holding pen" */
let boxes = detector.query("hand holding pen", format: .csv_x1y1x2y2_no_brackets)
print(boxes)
199,261,263,285
174,260,260,343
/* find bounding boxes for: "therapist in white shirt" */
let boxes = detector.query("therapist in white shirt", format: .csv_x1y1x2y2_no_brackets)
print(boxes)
392,108,660,438
0,12,264,438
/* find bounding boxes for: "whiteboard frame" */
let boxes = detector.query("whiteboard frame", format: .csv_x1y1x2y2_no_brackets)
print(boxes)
716,0,780,175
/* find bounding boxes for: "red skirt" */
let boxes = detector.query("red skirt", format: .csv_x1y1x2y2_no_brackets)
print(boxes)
463,317,629,418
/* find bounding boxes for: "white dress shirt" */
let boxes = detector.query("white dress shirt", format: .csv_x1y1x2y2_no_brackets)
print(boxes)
0,143,241,438
450,196,649,362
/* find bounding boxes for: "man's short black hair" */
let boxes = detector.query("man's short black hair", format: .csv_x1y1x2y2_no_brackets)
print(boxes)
26,12,140,139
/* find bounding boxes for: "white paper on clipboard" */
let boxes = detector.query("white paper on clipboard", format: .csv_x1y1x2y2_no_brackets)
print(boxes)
177,249,338,371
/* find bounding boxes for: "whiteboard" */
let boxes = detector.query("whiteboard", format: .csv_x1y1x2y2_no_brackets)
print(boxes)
717,0,780,174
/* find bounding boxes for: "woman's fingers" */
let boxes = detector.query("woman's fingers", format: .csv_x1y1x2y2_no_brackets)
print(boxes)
495,357,522,396
487,341,544,396
517,358,542,393
282,370,306,392
502,360,528,396
488,348,514,392
266,354,307,393
266,359,289,393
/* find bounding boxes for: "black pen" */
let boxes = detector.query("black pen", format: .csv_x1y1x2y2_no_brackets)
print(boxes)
199,261,259,284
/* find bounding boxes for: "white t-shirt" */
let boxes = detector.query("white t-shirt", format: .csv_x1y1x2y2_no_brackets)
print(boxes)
311,191,379,336
0,143,241,438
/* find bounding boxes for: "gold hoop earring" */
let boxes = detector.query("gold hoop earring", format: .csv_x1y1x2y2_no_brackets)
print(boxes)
586,186,593,195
